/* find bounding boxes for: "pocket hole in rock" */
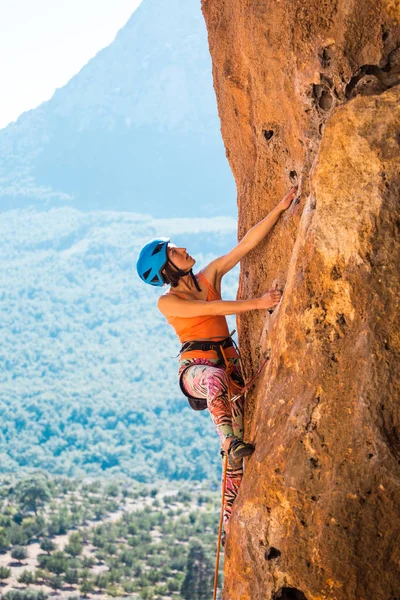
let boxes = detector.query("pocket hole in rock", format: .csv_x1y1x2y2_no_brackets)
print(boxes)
289,170,297,181
266,547,281,560
319,90,333,110
273,587,308,600
331,265,342,280
319,46,334,67
263,129,274,141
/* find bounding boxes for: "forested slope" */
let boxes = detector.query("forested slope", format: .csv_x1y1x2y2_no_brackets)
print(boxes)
0,208,237,482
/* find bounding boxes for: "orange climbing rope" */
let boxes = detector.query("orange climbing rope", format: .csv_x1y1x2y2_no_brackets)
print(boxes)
212,345,270,598
213,451,228,600
229,353,270,403
219,340,271,404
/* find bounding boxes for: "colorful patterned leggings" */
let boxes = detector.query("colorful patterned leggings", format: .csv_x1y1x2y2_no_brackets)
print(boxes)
180,360,245,526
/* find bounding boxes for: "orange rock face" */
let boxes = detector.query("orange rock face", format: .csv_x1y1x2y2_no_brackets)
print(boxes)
202,1,400,599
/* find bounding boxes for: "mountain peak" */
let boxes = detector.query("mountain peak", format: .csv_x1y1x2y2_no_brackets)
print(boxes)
0,0,235,216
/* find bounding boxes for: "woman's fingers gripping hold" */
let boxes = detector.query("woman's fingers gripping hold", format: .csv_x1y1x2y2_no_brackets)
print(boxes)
279,185,298,211
259,288,282,310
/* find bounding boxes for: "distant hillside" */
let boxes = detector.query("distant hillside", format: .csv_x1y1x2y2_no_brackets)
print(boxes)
0,208,238,481
0,0,236,217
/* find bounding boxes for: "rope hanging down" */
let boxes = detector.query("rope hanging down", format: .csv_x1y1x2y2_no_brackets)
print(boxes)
213,453,228,600
219,337,271,404
212,345,270,599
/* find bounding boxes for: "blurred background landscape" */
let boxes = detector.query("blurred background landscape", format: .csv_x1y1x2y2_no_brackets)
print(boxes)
0,0,237,597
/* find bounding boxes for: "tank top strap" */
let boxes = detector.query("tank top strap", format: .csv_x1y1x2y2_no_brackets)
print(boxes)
197,271,220,299
197,271,214,291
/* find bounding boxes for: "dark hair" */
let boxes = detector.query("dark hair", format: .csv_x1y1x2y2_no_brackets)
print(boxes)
161,262,181,287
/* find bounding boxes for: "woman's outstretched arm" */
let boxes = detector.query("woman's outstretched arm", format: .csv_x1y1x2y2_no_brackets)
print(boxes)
158,288,281,318
203,185,298,283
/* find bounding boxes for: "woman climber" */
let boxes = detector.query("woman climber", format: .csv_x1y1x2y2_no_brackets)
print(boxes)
136,185,297,535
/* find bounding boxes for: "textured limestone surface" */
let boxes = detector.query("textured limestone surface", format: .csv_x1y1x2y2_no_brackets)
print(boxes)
201,1,400,599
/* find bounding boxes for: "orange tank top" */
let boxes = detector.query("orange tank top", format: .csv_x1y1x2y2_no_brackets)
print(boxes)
165,272,238,361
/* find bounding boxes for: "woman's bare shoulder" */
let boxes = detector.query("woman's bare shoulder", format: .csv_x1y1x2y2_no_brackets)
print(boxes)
158,292,173,304
157,291,183,312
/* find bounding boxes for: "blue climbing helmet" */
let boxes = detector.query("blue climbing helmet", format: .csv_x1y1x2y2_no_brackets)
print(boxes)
136,237,170,286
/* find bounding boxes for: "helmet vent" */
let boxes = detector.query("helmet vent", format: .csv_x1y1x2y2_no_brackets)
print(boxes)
151,275,160,283
143,268,152,280
152,243,164,255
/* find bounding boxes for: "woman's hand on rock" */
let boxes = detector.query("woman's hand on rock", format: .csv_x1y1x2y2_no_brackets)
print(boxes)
258,288,282,309
279,185,298,211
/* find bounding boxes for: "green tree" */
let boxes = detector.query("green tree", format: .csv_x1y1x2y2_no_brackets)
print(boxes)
107,568,122,584
181,540,214,600
65,532,83,557
80,579,94,597
47,508,72,536
8,525,26,546
44,551,69,575
64,569,79,585
0,531,10,553
21,515,45,540
106,584,123,597
119,548,135,567
48,574,63,590
167,577,181,592
17,570,35,586
33,569,48,584
104,482,119,497
94,573,109,591
0,566,11,581
40,538,55,555
11,546,27,564
81,556,95,569
14,478,52,515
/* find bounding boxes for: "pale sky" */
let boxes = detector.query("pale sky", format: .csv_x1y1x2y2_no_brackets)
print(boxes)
0,0,143,129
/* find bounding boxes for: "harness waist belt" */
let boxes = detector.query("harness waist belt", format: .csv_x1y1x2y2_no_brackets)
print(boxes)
180,337,234,356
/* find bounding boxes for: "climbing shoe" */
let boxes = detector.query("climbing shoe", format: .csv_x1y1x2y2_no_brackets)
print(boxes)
227,438,254,468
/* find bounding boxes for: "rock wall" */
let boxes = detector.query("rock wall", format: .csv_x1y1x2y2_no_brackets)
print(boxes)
201,1,400,599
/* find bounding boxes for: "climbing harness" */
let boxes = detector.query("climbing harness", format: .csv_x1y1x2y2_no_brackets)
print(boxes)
178,335,238,410
180,336,235,358
179,332,271,410
213,444,228,600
